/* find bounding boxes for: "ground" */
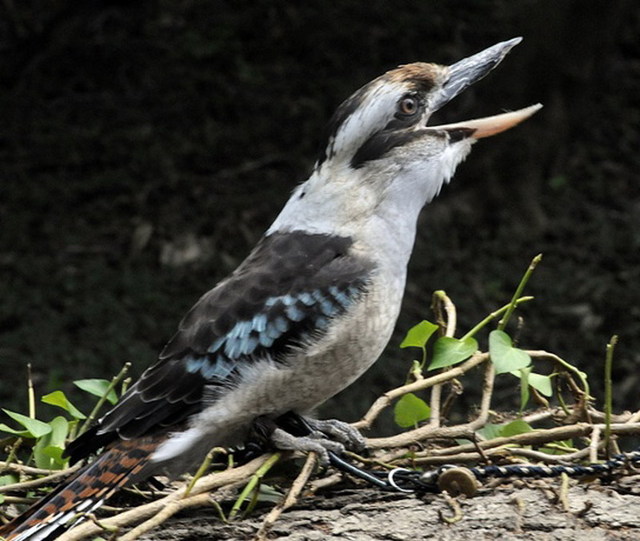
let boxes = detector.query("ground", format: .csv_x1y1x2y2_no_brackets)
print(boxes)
139,483,640,540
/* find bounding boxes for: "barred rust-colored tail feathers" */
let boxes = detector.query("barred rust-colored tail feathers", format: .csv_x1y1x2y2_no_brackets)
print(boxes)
0,437,159,541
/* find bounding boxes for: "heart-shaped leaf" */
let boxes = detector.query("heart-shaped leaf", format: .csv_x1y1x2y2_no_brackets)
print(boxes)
428,336,478,370
528,372,553,397
489,330,531,374
499,419,533,437
400,320,438,349
394,393,431,428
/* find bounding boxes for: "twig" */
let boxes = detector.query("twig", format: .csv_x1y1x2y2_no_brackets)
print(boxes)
498,254,542,331
229,453,281,520
429,291,457,429
118,493,213,541
367,358,494,450
355,352,489,431
0,462,76,476
79,363,131,435
0,464,81,493
408,423,640,465
604,335,618,457
589,426,601,463
254,452,318,540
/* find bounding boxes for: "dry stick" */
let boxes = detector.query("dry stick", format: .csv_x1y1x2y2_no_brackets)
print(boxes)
589,426,602,464
0,462,78,477
409,423,640,465
355,352,489,432
254,453,319,540
413,443,594,467
57,455,271,541
367,357,495,450
0,464,81,493
118,493,213,541
429,291,457,429
308,472,342,493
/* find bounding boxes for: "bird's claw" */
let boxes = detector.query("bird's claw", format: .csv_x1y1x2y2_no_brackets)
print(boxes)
269,427,345,466
304,418,367,453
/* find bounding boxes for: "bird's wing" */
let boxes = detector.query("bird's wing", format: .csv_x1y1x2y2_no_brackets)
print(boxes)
65,231,373,462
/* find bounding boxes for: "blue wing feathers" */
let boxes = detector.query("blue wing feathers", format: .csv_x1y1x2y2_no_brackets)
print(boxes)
66,232,373,462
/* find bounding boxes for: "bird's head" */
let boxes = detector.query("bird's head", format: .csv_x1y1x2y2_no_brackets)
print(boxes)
270,38,541,241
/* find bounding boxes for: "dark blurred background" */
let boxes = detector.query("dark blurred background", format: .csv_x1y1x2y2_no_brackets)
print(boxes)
0,1,638,433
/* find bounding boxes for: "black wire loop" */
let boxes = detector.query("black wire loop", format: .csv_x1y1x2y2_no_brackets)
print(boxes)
328,449,640,494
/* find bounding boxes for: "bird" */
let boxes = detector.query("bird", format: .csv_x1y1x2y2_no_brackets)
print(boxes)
0,37,541,540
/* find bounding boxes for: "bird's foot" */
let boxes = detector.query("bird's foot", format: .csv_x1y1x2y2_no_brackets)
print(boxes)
269,413,366,465
304,418,367,453
270,427,344,465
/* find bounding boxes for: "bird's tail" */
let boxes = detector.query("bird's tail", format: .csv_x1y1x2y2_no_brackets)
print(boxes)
0,437,159,541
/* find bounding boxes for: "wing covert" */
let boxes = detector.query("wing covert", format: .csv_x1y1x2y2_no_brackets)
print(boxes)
66,232,373,461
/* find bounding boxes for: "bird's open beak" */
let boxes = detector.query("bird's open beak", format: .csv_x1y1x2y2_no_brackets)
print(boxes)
431,104,542,139
427,37,542,139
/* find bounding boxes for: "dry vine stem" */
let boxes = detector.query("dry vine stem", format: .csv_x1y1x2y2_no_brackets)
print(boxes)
429,290,458,429
367,356,495,450
3,336,639,540
354,351,490,432
254,452,319,540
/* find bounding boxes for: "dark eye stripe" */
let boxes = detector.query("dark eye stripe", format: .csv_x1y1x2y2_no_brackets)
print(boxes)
351,130,427,169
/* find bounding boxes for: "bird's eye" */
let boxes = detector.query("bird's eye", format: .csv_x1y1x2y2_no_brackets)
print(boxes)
398,95,419,116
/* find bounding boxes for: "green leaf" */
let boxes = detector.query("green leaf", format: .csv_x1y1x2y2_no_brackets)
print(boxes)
428,336,478,370
394,393,431,428
489,330,531,374
0,473,19,487
400,320,438,349
33,416,69,469
255,484,284,504
0,424,32,437
540,439,574,455
499,419,533,437
1,409,51,438
74,379,118,405
517,366,531,411
528,373,553,397
475,423,503,440
42,391,86,419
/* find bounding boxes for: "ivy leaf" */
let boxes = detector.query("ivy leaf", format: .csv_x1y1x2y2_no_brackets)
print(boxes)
528,373,553,397
428,336,477,370
74,379,118,405
489,330,531,374
400,321,438,349
394,393,431,428
499,419,533,437
0,473,19,487
475,423,503,440
0,410,51,438
33,416,69,470
42,391,86,420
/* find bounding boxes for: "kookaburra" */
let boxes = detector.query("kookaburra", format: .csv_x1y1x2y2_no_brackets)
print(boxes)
2,38,540,540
